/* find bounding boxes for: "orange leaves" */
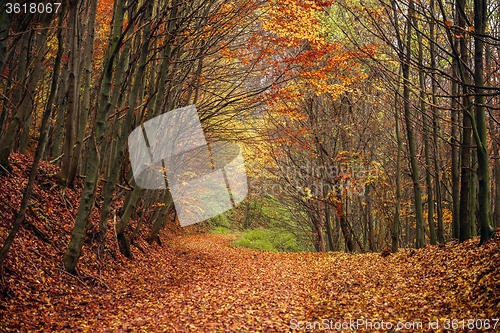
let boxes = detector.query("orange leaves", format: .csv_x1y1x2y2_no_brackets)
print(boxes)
252,0,373,133
1,166,500,333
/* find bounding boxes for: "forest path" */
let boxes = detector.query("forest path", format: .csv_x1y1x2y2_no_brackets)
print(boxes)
2,232,499,332
77,234,499,332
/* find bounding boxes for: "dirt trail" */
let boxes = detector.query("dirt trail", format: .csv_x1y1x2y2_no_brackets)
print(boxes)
1,233,499,332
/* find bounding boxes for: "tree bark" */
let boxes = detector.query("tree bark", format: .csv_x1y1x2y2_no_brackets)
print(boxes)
457,0,473,243
401,0,425,248
0,27,48,167
416,17,437,245
473,0,495,244
393,85,402,252
430,0,445,243
101,0,153,244
58,0,80,187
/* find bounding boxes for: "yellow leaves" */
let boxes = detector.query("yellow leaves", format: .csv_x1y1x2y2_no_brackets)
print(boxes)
219,1,235,14
261,0,327,46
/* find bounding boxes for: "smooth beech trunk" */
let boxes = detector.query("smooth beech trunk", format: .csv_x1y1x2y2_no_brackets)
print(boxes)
473,0,495,244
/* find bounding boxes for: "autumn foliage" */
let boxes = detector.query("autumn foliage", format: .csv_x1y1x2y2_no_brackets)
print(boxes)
1,0,500,330
1,153,499,331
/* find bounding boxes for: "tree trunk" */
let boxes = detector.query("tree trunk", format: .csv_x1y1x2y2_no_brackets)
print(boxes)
0,2,10,75
416,19,437,245
490,118,500,228
457,0,473,243
473,0,495,244
67,0,98,187
0,27,48,167
451,58,461,240
58,0,80,187
50,54,70,161
393,80,402,252
402,0,425,248
148,189,174,245
430,0,445,243
470,152,477,237
485,43,500,229
324,202,335,252
365,185,374,251
336,198,353,252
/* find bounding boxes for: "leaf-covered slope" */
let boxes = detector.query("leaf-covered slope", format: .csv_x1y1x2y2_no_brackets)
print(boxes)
0,153,499,332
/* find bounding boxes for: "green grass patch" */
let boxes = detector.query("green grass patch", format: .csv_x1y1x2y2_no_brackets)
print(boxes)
232,227,306,252
211,226,232,234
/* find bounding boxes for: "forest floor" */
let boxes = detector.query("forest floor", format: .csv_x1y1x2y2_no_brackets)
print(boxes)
1,153,500,332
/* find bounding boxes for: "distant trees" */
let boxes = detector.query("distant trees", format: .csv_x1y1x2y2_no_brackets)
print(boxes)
250,0,498,252
328,0,498,250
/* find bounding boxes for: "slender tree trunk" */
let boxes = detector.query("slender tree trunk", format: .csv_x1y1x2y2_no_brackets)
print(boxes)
0,33,28,158
486,44,500,229
416,20,437,245
58,0,79,187
490,117,500,228
430,0,445,243
365,185,374,251
471,152,477,236
51,54,70,161
458,90,472,243
473,0,495,244
98,37,131,238
391,70,408,253
0,27,48,167
451,57,461,239
457,0,473,242
0,1,10,75
336,198,353,252
315,217,326,252
148,189,173,245
19,112,32,154
117,0,180,246
101,1,153,245
117,183,141,235
324,202,334,252
402,0,425,248
393,86,402,253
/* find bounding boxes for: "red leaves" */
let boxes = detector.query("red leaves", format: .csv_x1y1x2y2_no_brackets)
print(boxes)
2,227,500,331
